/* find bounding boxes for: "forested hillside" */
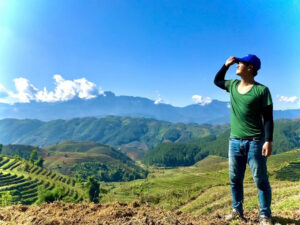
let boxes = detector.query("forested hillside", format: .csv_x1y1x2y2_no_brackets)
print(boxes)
1,144,43,160
143,119,300,166
0,116,228,160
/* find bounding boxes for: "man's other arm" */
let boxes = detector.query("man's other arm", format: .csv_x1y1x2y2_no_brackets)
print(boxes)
262,104,274,157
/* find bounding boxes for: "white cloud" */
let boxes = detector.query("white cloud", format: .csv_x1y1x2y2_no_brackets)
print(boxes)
8,78,38,103
35,88,57,102
0,83,9,98
73,77,99,100
192,95,212,106
154,94,163,105
0,83,6,92
277,95,299,104
0,75,103,104
98,88,105,96
0,97,11,104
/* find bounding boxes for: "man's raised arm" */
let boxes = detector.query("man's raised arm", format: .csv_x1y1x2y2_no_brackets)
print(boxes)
214,56,236,90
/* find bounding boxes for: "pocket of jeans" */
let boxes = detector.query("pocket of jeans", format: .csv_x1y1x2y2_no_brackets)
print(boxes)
229,140,240,157
250,140,264,155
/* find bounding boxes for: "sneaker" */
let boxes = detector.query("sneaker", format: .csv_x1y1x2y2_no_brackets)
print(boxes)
260,215,272,225
225,209,246,221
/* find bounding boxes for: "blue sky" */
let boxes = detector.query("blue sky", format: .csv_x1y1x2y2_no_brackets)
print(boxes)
0,0,299,109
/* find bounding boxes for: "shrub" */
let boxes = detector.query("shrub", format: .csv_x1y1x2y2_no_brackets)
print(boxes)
29,150,38,164
37,186,65,204
86,176,100,203
1,191,13,206
35,157,44,167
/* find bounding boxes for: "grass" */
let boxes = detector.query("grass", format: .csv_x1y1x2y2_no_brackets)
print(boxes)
100,149,300,215
100,155,230,210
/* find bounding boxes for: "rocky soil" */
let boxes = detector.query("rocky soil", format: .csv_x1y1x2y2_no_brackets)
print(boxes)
0,202,299,225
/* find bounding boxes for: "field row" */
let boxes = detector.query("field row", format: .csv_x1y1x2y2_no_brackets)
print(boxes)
0,156,84,205
180,181,300,215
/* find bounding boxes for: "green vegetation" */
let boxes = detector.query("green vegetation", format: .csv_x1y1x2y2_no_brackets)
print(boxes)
101,149,300,216
101,155,229,210
37,187,66,203
0,116,228,160
86,176,100,203
44,141,148,182
272,119,300,154
0,155,88,205
70,162,147,182
35,157,44,167
29,150,38,163
143,142,203,167
143,119,300,167
0,117,298,218
0,141,148,183
1,144,42,160
275,160,300,182
0,141,298,220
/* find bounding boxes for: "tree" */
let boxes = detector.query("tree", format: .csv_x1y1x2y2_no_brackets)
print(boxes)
86,176,100,203
35,157,44,167
0,144,2,155
29,150,38,163
75,172,84,183
24,163,30,172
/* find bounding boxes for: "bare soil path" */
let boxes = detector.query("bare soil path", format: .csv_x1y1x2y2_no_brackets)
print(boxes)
0,202,299,225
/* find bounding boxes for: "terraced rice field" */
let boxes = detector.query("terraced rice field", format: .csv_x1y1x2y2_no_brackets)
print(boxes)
0,156,85,205
180,180,300,216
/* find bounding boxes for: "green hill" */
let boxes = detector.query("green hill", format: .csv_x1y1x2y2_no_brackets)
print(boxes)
0,141,148,182
143,119,300,167
1,144,43,160
0,116,229,160
0,155,87,205
42,141,148,182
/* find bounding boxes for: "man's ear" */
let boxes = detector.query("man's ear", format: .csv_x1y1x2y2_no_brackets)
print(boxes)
248,64,254,72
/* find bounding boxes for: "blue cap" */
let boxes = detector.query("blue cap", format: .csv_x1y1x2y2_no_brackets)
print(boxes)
235,54,261,71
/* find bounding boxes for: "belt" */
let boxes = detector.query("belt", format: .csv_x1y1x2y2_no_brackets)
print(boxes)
230,136,263,141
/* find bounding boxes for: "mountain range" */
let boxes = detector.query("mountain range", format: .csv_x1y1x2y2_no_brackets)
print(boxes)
0,116,227,160
0,91,299,124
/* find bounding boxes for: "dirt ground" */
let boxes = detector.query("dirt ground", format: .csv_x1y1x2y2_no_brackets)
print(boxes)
0,202,299,225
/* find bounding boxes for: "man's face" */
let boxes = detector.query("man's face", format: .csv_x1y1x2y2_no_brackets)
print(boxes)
236,61,250,76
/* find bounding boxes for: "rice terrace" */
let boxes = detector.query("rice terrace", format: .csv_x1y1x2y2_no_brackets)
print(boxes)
0,144,299,224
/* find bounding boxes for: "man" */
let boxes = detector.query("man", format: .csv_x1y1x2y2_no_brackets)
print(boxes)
214,54,273,225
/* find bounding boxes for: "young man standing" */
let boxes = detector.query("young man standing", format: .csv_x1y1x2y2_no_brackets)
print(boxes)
214,55,273,225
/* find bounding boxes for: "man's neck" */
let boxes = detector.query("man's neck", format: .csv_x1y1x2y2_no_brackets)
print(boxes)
240,74,254,86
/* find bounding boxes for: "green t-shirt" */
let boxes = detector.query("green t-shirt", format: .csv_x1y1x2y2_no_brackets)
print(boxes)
224,79,273,138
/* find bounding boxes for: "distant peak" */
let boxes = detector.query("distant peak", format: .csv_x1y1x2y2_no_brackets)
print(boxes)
103,91,115,97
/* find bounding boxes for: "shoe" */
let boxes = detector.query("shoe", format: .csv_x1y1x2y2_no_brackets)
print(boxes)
225,209,246,221
260,215,272,225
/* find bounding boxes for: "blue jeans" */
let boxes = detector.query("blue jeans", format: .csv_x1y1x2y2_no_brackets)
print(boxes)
229,138,272,217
